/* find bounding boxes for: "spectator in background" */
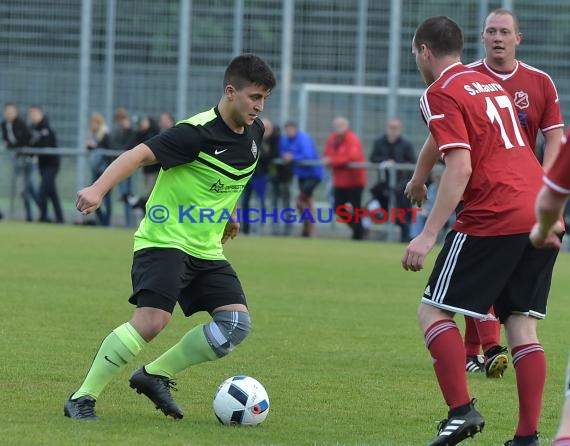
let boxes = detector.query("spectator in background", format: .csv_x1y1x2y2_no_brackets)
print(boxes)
279,121,323,237
128,115,161,213
158,111,175,132
241,119,271,235
263,118,293,236
370,117,416,242
2,102,37,221
86,112,112,226
323,116,367,240
28,105,64,223
110,107,136,227
138,116,161,196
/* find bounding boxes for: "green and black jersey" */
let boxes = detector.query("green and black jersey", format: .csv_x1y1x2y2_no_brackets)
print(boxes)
134,106,264,260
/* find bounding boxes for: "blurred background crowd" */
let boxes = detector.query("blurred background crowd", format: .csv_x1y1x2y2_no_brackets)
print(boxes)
2,0,569,244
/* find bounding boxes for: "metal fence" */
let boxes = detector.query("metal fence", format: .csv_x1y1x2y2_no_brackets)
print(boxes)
1,0,570,223
0,148,416,242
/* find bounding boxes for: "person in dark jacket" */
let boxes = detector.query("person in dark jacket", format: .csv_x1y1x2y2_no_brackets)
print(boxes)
2,102,37,221
263,118,292,235
370,117,416,241
28,105,64,223
127,115,162,214
240,117,275,235
110,107,137,227
87,112,112,226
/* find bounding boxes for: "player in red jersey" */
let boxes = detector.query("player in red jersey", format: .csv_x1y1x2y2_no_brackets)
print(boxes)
463,9,564,374
406,8,564,379
530,130,570,446
531,131,570,243
403,16,560,446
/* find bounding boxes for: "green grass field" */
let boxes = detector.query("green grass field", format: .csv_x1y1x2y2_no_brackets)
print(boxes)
1,222,569,445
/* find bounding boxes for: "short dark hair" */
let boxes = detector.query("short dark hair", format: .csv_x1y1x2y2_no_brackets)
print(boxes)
223,53,276,91
414,16,463,58
4,102,16,109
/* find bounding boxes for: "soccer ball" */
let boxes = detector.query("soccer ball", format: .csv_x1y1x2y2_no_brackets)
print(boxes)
213,375,270,426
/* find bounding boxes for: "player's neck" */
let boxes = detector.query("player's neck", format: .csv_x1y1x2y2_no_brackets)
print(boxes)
484,58,517,73
433,58,462,81
217,99,245,134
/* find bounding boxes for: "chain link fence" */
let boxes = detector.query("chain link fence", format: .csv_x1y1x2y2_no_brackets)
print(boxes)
1,0,568,224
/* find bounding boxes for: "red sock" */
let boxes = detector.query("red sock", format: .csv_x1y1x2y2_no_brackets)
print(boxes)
464,315,481,357
553,438,570,446
512,343,546,437
476,307,501,353
425,320,471,410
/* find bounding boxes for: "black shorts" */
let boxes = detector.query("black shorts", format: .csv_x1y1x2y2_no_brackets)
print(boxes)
298,177,320,199
129,247,247,316
422,230,559,322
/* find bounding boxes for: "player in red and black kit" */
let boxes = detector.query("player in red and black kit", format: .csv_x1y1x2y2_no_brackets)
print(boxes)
402,16,560,446
460,8,564,376
405,8,564,379
530,130,570,446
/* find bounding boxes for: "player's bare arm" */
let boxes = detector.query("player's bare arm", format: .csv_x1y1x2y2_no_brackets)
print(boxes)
530,186,566,249
404,133,439,206
221,206,240,244
540,127,564,172
402,149,472,272
76,143,157,215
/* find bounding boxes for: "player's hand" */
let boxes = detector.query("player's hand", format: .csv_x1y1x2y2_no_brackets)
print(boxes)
76,186,104,215
405,180,428,207
402,232,437,272
222,213,240,244
529,221,564,249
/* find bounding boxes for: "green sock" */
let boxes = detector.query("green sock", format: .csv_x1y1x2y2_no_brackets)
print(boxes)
145,325,218,378
72,322,146,399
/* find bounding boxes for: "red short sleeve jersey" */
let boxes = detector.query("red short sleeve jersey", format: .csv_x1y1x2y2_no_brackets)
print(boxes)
544,130,570,194
468,59,564,149
420,62,543,236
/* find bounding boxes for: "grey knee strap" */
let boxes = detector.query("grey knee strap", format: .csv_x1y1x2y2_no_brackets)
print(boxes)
203,311,251,358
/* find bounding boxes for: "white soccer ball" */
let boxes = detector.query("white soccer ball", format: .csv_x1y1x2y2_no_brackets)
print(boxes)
213,375,270,426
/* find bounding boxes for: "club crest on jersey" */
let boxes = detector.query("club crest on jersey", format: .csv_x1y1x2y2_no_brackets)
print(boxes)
251,140,258,158
513,91,529,109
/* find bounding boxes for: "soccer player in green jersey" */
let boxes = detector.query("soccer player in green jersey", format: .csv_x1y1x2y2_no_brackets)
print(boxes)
65,53,276,421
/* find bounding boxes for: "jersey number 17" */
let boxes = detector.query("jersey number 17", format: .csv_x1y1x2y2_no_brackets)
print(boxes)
485,95,526,149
